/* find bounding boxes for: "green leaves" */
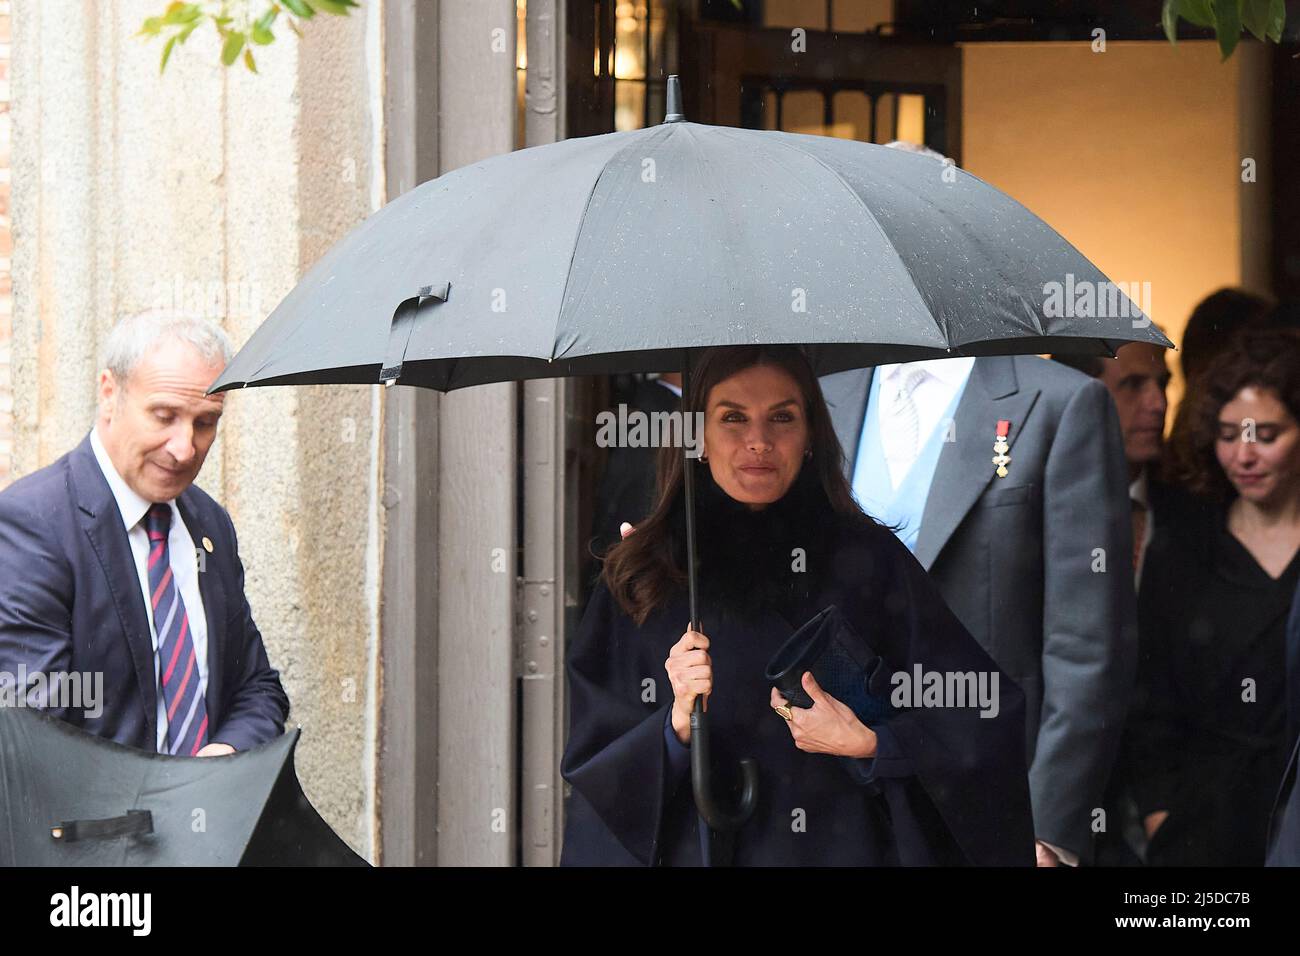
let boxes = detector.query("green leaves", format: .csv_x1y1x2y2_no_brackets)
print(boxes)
1162,0,1288,59
1178,0,1216,28
160,34,179,71
251,8,278,45
1242,0,1287,42
221,31,246,66
139,1,203,36
1212,0,1242,59
1267,0,1285,41
312,0,360,14
140,0,358,74
140,1,205,72
1162,1,1181,43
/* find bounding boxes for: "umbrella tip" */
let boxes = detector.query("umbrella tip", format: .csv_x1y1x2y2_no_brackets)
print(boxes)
664,75,684,123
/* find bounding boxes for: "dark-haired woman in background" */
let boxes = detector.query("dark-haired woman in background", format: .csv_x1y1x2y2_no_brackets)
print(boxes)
559,345,1034,866
1125,328,1300,866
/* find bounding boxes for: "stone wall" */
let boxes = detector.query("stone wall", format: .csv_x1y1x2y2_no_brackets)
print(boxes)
9,0,385,859
0,1,11,487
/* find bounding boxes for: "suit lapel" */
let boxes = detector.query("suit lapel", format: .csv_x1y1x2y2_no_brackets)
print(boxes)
914,357,1041,570
68,436,158,746
823,367,874,482
177,492,226,728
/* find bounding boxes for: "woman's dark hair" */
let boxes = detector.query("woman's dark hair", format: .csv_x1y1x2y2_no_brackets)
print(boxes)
600,345,876,625
1165,290,1274,483
1181,327,1300,501
1180,287,1273,386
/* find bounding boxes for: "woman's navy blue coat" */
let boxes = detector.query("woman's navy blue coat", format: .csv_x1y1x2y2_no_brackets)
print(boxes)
560,466,1036,866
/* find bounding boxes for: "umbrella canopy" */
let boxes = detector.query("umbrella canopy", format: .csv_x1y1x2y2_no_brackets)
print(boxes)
210,81,1169,396
208,76,1173,853
0,705,366,866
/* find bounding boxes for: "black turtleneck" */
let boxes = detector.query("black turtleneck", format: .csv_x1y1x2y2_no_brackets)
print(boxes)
669,459,839,622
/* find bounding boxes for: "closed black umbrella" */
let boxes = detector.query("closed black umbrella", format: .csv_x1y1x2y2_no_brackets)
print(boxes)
210,76,1171,856
0,705,366,866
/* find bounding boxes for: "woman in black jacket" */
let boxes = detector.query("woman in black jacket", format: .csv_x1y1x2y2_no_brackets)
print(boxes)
559,345,1035,866
1126,328,1300,866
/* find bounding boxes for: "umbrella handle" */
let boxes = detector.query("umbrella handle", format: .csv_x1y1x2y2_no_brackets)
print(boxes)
679,346,759,834
689,697,759,832
51,809,154,843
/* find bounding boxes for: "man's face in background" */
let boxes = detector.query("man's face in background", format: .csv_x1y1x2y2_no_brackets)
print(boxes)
1098,342,1170,472
96,338,226,502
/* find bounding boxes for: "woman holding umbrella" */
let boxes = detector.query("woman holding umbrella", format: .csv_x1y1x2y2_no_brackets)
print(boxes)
560,345,1035,866
200,73,1169,867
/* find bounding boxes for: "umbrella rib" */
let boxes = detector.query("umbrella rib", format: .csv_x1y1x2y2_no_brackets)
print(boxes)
740,130,953,350
549,127,667,363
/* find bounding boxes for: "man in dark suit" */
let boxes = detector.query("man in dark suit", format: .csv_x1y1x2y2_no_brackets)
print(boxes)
821,354,1137,865
1053,338,1183,584
1054,339,1203,864
0,312,289,755
590,373,683,555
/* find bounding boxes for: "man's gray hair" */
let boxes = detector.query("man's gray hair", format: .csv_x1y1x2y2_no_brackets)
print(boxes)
884,140,951,164
100,310,234,382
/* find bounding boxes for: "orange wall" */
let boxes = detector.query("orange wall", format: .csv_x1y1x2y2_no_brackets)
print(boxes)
962,40,1272,399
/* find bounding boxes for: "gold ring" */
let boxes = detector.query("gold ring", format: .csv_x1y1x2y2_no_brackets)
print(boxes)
773,704,793,722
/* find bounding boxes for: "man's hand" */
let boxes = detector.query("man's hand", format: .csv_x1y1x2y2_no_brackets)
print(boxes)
196,742,236,758
770,672,876,758
1035,841,1061,867
1143,810,1169,840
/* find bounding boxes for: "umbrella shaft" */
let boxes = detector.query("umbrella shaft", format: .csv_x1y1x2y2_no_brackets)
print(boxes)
682,348,699,632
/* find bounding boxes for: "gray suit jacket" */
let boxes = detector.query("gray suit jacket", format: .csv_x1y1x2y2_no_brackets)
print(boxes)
1267,740,1299,866
1266,574,1300,866
821,355,1138,862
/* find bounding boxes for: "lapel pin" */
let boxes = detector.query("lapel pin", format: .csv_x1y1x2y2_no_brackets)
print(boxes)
992,419,1011,478
202,537,214,553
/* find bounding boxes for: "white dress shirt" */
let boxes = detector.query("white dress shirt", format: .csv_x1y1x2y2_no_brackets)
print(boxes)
875,357,976,488
89,427,209,752
656,377,682,398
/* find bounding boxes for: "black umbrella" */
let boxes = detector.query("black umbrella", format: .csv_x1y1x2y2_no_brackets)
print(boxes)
0,705,366,866
210,76,1171,852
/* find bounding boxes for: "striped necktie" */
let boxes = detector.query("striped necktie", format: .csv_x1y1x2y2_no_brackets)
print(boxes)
145,503,209,756
882,367,928,488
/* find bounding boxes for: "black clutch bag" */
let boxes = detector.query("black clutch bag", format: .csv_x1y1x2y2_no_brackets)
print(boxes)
764,604,896,725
